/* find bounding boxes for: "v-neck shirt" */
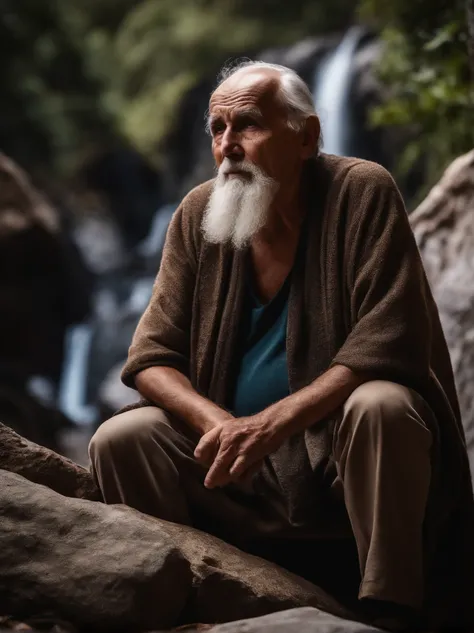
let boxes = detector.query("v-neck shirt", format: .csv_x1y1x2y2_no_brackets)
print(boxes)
230,273,291,417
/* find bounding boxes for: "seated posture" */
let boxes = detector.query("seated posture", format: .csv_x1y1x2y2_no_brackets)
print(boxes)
89,61,474,630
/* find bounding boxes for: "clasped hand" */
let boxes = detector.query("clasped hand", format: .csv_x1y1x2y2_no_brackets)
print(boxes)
194,412,286,489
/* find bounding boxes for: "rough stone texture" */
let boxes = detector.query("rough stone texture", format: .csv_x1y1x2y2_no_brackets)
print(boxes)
0,469,357,631
410,150,474,474
147,521,356,625
181,608,383,633
0,469,191,632
0,421,101,501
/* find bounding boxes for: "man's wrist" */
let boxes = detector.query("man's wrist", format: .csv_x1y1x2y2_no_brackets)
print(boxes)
261,397,303,438
262,366,366,438
195,407,234,435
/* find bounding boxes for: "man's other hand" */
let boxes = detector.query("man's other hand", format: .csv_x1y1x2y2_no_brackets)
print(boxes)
194,413,287,489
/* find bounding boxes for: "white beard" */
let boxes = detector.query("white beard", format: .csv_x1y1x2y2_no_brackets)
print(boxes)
202,158,278,249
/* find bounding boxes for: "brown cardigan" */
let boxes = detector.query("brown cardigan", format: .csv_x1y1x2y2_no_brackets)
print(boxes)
122,154,474,626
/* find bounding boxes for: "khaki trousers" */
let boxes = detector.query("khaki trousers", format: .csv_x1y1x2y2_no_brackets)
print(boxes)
89,380,434,611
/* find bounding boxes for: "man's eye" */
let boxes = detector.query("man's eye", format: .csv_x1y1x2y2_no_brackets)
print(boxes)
240,118,259,129
211,124,225,136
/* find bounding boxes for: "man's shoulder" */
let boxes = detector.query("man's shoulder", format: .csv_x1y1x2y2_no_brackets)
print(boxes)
320,154,396,190
169,179,215,245
180,179,215,217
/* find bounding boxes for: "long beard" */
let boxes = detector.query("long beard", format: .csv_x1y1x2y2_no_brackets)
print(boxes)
202,159,278,249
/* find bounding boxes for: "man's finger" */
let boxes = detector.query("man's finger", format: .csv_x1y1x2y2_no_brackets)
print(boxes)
194,437,212,462
194,428,220,463
229,454,250,479
204,445,237,488
195,442,215,467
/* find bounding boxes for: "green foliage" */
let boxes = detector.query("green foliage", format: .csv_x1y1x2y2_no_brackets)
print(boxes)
359,0,473,193
0,0,471,189
0,0,116,176
0,0,356,174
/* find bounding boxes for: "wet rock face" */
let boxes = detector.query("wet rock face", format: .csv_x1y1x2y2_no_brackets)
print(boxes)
410,150,474,474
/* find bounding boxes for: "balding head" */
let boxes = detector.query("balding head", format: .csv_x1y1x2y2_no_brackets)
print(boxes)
212,66,281,103
208,61,318,135
203,60,321,249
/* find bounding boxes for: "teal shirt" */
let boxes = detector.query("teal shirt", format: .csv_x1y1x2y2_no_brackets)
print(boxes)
231,275,291,417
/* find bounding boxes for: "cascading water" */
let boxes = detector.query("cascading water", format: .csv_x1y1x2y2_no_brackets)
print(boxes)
312,26,365,156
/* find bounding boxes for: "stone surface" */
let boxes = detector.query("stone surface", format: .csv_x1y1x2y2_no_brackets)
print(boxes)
148,521,356,626
0,421,101,501
410,150,474,475
0,469,191,632
0,469,357,631
181,607,383,633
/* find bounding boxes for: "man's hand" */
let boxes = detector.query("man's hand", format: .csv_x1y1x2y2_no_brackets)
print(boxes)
194,413,287,489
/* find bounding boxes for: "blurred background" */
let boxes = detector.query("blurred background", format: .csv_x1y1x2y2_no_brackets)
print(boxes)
0,0,472,465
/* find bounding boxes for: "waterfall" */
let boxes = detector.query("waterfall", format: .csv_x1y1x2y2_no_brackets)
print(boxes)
58,323,97,425
312,26,365,156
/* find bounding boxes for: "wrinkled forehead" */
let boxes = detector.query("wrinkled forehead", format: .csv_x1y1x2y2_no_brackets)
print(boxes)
209,70,284,120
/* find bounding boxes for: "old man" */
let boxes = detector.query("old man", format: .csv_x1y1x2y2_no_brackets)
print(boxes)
89,61,474,630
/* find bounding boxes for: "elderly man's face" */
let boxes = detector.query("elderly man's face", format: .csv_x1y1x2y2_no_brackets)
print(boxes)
208,70,307,186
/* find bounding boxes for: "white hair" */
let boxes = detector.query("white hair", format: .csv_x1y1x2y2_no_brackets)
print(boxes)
207,59,318,135
202,157,278,249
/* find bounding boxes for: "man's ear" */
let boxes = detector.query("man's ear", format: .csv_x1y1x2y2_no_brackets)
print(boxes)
301,115,321,159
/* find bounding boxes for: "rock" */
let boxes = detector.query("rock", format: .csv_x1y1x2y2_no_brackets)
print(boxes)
410,150,474,474
180,607,382,633
0,469,357,630
0,153,92,384
148,521,356,626
0,613,77,632
0,469,191,632
0,421,101,501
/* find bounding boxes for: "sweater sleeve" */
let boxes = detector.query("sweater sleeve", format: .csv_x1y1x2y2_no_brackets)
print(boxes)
331,162,433,389
121,200,198,388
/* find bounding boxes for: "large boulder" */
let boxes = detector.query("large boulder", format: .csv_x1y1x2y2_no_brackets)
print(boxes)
183,607,382,633
0,153,92,384
0,468,357,631
0,421,101,501
0,469,190,632
410,150,474,475
148,521,356,626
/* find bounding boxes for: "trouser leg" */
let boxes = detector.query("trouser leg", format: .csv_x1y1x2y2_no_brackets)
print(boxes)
88,406,287,544
89,406,199,524
334,380,433,610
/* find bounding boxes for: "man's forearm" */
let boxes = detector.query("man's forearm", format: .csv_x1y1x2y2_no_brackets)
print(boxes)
135,366,233,435
266,364,366,436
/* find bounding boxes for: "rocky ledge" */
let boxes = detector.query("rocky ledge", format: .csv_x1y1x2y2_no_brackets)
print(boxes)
0,421,381,632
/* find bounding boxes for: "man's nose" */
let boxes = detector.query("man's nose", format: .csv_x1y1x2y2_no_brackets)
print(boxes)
221,128,244,161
